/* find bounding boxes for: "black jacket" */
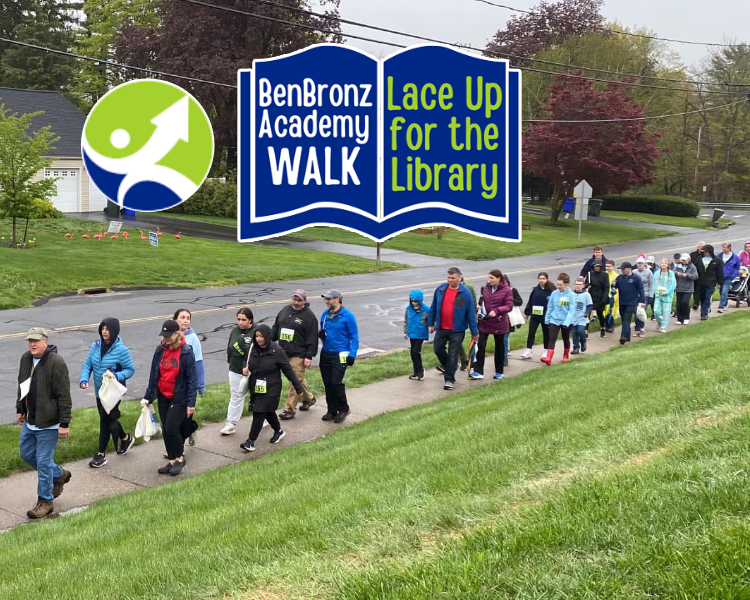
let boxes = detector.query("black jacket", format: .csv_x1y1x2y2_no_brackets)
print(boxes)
271,302,319,359
247,325,303,413
580,255,608,279
524,286,553,320
144,341,198,407
16,345,72,429
695,244,724,287
587,269,610,304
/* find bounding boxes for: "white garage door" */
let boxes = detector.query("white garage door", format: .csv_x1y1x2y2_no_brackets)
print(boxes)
45,168,79,213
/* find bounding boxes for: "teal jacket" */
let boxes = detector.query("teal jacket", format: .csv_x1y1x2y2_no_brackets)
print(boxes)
653,270,677,298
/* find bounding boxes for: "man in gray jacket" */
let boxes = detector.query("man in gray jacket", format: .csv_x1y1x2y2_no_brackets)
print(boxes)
16,327,73,519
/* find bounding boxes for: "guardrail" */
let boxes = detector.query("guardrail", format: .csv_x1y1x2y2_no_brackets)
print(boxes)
697,202,750,209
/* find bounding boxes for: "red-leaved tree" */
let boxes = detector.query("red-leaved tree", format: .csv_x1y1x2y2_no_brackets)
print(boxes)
524,73,661,221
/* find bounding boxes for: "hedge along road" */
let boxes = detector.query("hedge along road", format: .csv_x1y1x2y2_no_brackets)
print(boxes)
0,228,745,424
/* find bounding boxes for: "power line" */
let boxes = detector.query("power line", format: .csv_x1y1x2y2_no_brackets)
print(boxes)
472,0,745,49
525,98,747,123
0,36,236,88
177,0,745,97
241,0,749,89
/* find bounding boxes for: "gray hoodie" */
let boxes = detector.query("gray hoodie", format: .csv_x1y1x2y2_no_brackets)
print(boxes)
674,262,699,293
634,266,654,298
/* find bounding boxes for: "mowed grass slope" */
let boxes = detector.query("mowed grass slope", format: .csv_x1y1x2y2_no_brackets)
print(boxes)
0,218,404,309
1,314,748,600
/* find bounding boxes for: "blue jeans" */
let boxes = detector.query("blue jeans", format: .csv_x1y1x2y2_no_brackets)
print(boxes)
701,285,716,317
571,324,588,350
433,329,465,384
619,305,643,340
20,423,63,501
718,279,732,309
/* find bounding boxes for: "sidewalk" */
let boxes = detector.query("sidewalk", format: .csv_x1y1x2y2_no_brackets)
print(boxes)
0,301,733,532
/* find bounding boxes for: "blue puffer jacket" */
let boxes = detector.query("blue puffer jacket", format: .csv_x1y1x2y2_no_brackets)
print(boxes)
404,290,430,340
320,306,360,356
79,321,135,393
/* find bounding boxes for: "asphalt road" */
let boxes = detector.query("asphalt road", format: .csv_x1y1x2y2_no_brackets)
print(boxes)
2,222,747,424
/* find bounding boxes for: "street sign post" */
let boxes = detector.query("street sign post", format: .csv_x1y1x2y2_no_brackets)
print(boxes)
574,180,593,241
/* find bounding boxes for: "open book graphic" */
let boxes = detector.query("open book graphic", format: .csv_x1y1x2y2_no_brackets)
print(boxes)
238,44,521,243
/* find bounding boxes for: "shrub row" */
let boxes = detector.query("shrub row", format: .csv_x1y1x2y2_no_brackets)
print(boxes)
167,179,237,218
600,194,699,217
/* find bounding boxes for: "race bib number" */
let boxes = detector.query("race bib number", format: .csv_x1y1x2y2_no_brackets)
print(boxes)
559,298,570,307
339,351,349,364
280,328,295,342
532,305,544,316
657,287,666,296
254,379,267,394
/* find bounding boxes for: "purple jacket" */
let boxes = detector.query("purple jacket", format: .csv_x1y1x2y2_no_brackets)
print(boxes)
478,282,514,335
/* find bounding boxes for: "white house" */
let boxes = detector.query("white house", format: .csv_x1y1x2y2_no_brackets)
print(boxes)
0,87,108,213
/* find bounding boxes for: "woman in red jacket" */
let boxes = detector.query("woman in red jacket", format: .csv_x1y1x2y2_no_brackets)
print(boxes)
470,269,514,380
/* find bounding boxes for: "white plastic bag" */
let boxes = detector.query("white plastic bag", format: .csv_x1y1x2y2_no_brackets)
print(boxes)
636,305,648,323
134,403,162,442
98,370,127,414
508,306,525,328
236,343,254,396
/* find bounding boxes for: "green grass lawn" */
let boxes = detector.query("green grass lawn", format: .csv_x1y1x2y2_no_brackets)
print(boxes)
600,210,734,229
0,313,747,600
0,218,404,309
162,212,675,260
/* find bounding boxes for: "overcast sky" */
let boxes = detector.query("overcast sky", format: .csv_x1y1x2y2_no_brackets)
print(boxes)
337,0,749,71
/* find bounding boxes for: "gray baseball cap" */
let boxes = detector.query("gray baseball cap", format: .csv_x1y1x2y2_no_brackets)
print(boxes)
321,289,343,300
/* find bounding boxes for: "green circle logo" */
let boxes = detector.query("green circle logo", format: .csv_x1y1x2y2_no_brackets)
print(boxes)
81,80,214,211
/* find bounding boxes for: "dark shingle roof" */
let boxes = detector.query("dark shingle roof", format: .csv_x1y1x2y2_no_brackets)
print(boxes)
0,87,85,157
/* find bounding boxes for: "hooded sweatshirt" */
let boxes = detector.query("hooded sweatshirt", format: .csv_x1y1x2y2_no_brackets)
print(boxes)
227,324,255,374
587,268,610,304
247,324,303,413
695,244,724,287
739,244,750,267
183,327,205,394
674,261,699,293
271,301,319,359
571,289,593,326
524,285,553,321
634,266,654,298
545,288,576,327
80,317,135,393
404,290,430,340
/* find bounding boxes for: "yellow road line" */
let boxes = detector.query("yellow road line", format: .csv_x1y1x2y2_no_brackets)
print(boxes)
0,236,742,341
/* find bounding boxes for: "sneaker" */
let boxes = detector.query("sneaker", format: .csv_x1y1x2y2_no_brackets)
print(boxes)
408,373,419,380
270,429,286,443
321,412,337,421
436,365,446,374
659,327,667,333
701,316,708,320
606,325,615,333
169,458,186,476
581,342,587,353
219,423,236,435
468,371,484,380
27,497,53,519
600,328,606,338
506,351,512,358
683,320,690,325
52,469,72,498
417,372,425,380
117,435,135,455
299,397,317,411
158,462,173,474
571,348,580,355
718,308,724,313
619,338,627,345
636,330,644,338
89,453,107,469
459,360,469,372
333,411,350,424
240,438,256,452
188,432,196,446
279,411,295,420
443,381,455,390
520,348,532,359
493,373,504,380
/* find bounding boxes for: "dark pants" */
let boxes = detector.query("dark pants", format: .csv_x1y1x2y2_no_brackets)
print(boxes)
676,292,692,322
571,324,588,350
648,296,655,318
693,283,704,309
433,329,465,384
96,397,126,454
526,318,549,349
474,333,506,375
701,285,716,318
157,395,187,460
320,351,349,415
249,411,281,440
546,324,570,350
619,304,643,340
409,338,425,376
592,302,606,329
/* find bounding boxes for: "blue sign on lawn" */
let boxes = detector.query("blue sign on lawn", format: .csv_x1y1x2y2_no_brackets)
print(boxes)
149,231,158,247
237,43,522,243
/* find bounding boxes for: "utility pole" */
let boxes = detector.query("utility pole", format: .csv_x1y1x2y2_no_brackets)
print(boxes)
693,123,703,197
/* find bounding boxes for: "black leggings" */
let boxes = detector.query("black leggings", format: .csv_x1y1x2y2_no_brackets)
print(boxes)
546,324,570,350
249,411,281,441
526,318,549,349
96,397,127,454
410,338,424,375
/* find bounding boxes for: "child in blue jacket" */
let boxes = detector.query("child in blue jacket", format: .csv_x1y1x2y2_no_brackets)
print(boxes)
404,290,430,380
571,277,593,354
80,317,136,468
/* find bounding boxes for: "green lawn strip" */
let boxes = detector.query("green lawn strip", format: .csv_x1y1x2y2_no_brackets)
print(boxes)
0,218,405,309
158,213,237,227
0,327,541,478
339,414,750,600
159,213,674,260
600,210,734,229
0,314,746,600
